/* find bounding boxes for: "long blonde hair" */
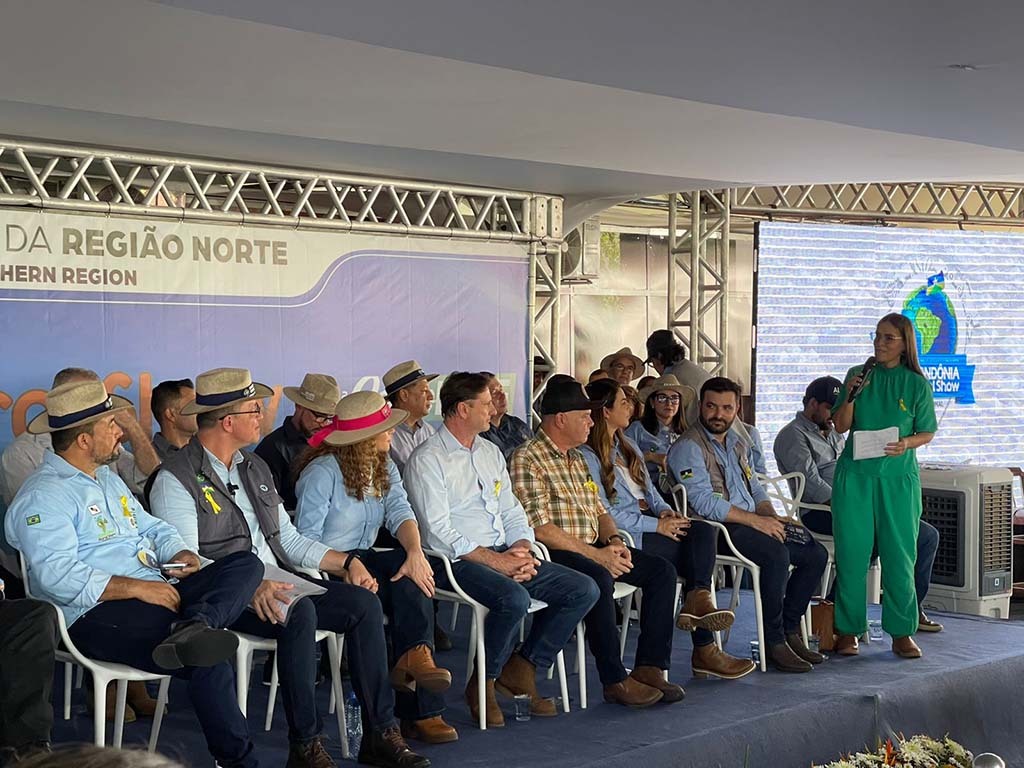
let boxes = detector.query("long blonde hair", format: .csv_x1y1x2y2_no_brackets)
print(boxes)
295,439,390,500
880,312,926,377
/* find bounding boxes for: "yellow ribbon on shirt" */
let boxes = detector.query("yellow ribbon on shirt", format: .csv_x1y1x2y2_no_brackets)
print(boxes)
493,480,502,498
201,486,222,514
120,495,132,518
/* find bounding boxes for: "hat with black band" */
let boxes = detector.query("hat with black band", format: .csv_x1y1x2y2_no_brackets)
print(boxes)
382,360,438,399
27,380,133,434
180,368,274,415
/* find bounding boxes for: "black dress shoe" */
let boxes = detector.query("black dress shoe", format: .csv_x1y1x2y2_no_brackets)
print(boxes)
358,726,431,768
785,633,826,664
286,736,337,768
766,642,812,673
152,620,238,670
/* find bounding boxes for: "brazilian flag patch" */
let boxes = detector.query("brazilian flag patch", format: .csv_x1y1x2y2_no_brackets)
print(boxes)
678,468,694,480
26,514,41,526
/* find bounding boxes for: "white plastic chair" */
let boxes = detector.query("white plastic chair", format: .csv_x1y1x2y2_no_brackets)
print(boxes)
426,546,570,730
20,555,170,749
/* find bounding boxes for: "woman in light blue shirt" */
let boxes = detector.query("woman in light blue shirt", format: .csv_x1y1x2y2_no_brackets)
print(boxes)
624,374,695,493
294,390,457,743
582,380,751,678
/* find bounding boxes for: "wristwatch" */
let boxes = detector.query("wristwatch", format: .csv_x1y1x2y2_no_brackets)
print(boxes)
343,553,361,572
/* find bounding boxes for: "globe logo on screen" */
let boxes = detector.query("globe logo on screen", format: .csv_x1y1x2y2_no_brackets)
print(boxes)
901,271,957,355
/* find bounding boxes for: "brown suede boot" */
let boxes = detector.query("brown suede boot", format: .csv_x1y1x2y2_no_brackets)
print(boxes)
691,643,756,680
494,653,557,716
676,589,735,632
892,636,922,659
835,634,860,656
602,676,663,708
628,666,684,703
400,716,459,744
465,670,504,727
126,680,159,718
390,644,452,694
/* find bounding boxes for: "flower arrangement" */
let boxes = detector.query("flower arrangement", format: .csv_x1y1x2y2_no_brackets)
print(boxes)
816,735,972,768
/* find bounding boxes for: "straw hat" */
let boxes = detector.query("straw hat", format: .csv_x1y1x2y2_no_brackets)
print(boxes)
283,373,341,416
180,368,274,415
600,347,645,380
382,360,437,398
28,380,133,434
309,391,408,447
638,374,697,409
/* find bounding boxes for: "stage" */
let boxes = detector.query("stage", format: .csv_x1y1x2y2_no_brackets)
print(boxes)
50,595,1024,767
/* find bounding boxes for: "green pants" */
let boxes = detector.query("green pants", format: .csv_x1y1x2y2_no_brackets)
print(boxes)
831,469,921,638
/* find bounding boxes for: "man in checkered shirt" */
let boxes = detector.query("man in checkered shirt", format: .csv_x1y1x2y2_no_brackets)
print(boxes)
511,378,684,709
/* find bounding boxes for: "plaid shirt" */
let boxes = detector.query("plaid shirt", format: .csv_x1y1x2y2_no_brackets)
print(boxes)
510,428,602,545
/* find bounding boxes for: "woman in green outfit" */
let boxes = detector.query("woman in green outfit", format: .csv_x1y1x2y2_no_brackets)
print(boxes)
831,312,937,659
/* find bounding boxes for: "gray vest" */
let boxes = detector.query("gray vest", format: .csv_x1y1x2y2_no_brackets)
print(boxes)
156,437,292,569
680,426,754,505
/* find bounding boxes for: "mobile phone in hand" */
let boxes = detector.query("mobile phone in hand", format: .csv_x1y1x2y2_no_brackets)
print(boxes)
161,562,188,571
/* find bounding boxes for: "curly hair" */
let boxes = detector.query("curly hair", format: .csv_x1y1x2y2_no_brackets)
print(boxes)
294,439,390,500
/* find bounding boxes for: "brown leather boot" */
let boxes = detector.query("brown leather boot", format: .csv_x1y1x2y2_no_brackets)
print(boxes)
835,634,860,656
892,636,922,659
785,633,826,665
390,644,452,694
691,643,756,680
400,716,459,744
628,665,684,703
465,670,504,727
494,653,557,716
766,642,812,673
126,680,159,718
602,676,663,708
677,589,735,632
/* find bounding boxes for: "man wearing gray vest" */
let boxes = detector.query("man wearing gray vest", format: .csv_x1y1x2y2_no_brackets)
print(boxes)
667,376,828,674
150,368,430,768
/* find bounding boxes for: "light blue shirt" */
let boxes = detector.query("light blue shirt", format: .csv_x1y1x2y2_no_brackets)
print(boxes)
390,420,436,476
624,419,679,480
295,455,415,551
150,446,330,571
746,423,768,476
580,436,672,543
5,452,188,626
404,425,535,560
667,426,769,522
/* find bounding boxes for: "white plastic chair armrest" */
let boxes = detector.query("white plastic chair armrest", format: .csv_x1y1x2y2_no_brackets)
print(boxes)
702,519,759,572
423,548,485,609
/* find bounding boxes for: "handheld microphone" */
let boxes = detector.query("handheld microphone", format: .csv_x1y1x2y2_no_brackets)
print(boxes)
846,356,877,403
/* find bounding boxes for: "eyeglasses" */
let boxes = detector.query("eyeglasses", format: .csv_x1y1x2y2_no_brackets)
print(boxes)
312,413,334,425
219,407,263,420
869,332,902,344
609,363,636,372
653,394,681,404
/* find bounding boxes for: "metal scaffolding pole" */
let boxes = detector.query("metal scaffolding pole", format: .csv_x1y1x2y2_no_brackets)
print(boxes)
667,190,730,376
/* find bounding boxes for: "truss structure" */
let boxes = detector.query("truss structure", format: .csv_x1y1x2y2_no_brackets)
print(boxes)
732,182,1024,226
667,190,730,376
0,137,563,417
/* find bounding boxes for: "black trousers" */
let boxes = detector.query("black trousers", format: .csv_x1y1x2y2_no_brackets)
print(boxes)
0,599,58,750
722,523,828,645
347,548,444,721
550,546,676,685
642,517,719,648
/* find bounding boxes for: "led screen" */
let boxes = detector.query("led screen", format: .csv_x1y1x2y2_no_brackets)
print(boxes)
755,222,1024,475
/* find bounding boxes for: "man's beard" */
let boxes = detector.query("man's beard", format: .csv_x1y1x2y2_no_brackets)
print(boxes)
95,443,122,466
701,415,732,435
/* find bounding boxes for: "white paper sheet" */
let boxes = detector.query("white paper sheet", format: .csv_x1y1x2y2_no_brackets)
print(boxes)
254,562,327,624
852,427,899,460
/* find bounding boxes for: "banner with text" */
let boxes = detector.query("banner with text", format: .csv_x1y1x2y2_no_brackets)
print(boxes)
0,210,530,447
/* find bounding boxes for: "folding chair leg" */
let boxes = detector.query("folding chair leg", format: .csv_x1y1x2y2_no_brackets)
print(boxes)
576,623,588,710
328,636,348,759
148,677,170,753
264,657,280,731
113,679,128,748
555,651,569,713
63,662,73,720
92,676,108,747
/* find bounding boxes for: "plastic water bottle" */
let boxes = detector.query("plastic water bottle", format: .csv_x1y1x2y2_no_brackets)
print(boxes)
344,689,362,756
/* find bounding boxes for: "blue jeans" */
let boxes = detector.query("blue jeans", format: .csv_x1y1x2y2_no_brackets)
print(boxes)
803,510,939,606
432,550,598,679
70,551,264,768
230,575,396,742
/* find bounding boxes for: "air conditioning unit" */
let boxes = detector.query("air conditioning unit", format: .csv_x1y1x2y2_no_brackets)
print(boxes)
919,465,1013,618
551,216,600,282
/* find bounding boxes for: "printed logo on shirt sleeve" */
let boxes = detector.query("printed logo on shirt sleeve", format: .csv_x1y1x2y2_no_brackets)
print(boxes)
26,514,41,526
677,467,694,480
